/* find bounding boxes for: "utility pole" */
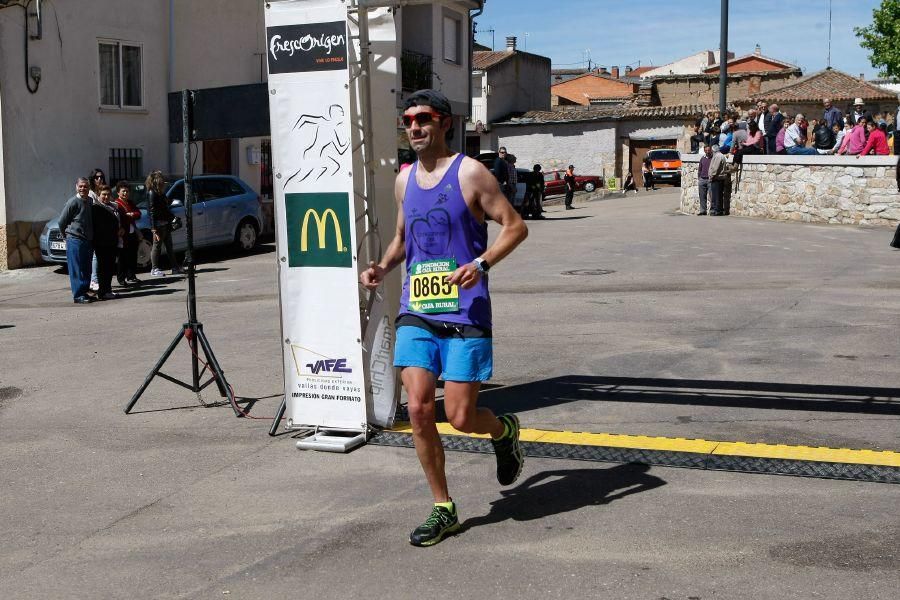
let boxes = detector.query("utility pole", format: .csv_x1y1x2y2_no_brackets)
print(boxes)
827,0,832,68
719,0,728,115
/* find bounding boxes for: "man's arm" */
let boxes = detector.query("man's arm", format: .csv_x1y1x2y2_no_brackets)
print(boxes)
57,198,74,237
359,170,408,289
450,157,527,289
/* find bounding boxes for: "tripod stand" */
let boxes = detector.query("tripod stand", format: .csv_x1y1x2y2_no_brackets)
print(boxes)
124,90,240,417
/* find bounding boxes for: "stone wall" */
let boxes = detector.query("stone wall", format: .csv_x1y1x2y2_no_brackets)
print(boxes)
2,220,46,270
680,154,900,226
652,70,800,107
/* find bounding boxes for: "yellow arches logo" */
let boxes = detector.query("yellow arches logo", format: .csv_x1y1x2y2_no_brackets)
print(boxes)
285,193,351,267
301,208,344,253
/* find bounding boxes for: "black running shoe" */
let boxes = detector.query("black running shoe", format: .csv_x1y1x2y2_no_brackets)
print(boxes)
409,503,460,547
491,414,524,485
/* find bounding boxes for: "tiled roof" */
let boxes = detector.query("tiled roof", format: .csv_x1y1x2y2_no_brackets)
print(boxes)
747,68,898,102
473,51,513,70
628,66,655,77
551,73,635,105
646,68,801,81
705,53,797,72
495,103,721,125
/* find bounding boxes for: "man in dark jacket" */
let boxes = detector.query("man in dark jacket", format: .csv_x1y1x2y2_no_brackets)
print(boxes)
492,147,510,198
57,178,95,303
764,104,784,155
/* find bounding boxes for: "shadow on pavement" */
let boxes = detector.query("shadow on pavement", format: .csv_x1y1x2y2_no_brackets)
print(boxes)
463,463,665,529
0,325,14,330
540,215,591,221
477,375,900,416
116,289,179,299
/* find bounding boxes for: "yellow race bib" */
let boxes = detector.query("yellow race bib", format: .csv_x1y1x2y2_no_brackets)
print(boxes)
408,259,459,314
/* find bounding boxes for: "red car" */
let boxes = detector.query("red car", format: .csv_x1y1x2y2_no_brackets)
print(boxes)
542,170,603,197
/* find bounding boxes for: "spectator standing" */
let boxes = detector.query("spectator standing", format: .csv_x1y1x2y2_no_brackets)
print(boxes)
87,168,107,292
492,147,510,200
707,145,727,216
822,98,844,130
564,164,576,209
697,144,713,215
505,153,518,207
857,121,890,156
58,178,95,304
641,157,656,191
838,117,868,155
91,185,122,300
764,104,784,154
849,99,873,126
114,181,142,286
784,114,818,155
523,164,545,219
147,170,182,277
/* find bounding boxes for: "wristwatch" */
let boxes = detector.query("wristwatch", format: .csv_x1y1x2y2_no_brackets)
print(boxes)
473,257,491,273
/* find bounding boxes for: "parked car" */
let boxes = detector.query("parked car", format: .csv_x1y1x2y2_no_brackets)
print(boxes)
40,175,263,268
542,169,603,197
647,148,682,186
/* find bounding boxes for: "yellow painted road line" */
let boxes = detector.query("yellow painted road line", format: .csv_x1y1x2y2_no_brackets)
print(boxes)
713,441,900,467
388,422,900,468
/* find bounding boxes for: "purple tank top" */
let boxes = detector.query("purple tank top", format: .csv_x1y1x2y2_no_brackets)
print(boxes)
399,153,491,329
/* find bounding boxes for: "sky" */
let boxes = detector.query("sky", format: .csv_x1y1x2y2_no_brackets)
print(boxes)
474,0,887,79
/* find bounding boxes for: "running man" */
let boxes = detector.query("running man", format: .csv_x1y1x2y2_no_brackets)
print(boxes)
360,89,528,546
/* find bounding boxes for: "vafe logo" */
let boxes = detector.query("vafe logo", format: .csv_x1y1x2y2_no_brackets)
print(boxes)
305,358,352,375
285,193,351,268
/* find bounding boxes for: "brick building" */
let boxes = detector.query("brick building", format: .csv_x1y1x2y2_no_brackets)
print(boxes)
551,72,638,107
703,46,797,74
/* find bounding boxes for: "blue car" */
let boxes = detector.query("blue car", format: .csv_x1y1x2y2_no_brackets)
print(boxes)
40,175,263,268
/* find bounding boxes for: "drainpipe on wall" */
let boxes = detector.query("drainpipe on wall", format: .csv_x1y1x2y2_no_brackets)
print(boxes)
167,0,175,174
468,2,484,154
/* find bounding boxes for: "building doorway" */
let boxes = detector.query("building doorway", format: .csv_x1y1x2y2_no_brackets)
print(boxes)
629,139,676,185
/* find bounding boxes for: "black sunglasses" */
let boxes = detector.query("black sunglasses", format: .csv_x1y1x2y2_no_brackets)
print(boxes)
401,111,444,128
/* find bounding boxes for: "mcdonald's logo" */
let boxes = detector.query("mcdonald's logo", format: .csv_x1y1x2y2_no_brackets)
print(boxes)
285,192,351,267
301,208,343,253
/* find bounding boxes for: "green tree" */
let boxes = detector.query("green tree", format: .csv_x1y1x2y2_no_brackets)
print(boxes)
854,0,900,78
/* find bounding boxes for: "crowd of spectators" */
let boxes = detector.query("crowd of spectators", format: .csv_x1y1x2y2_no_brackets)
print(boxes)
691,97,899,218
690,97,896,158
58,169,182,304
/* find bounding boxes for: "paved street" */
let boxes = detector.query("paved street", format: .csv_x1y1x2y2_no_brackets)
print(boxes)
1,188,898,599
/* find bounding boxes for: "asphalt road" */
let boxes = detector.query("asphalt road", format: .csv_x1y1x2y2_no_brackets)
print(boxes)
1,188,898,599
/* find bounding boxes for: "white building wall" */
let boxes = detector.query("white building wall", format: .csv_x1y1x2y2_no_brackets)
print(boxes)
492,121,618,177
642,50,727,77
0,0,169,225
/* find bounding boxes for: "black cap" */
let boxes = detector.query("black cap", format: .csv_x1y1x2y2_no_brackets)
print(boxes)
404,89,453,116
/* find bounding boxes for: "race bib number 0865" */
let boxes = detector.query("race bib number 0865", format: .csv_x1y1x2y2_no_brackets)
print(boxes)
408,258,459,314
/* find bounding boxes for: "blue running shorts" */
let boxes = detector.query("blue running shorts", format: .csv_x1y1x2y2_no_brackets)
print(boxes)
394,325,493,382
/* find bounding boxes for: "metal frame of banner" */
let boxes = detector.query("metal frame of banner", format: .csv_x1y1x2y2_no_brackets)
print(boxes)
266,0,392,451
293,0,382,452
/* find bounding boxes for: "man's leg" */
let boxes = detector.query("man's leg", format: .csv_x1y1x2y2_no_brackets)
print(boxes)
66,238,82,300
710,180,721,214
443,381,504,439
402,366,463,547
402,366,449,502
698,180,709,214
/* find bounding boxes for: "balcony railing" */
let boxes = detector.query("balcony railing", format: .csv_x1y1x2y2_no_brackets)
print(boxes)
401,49,433,92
